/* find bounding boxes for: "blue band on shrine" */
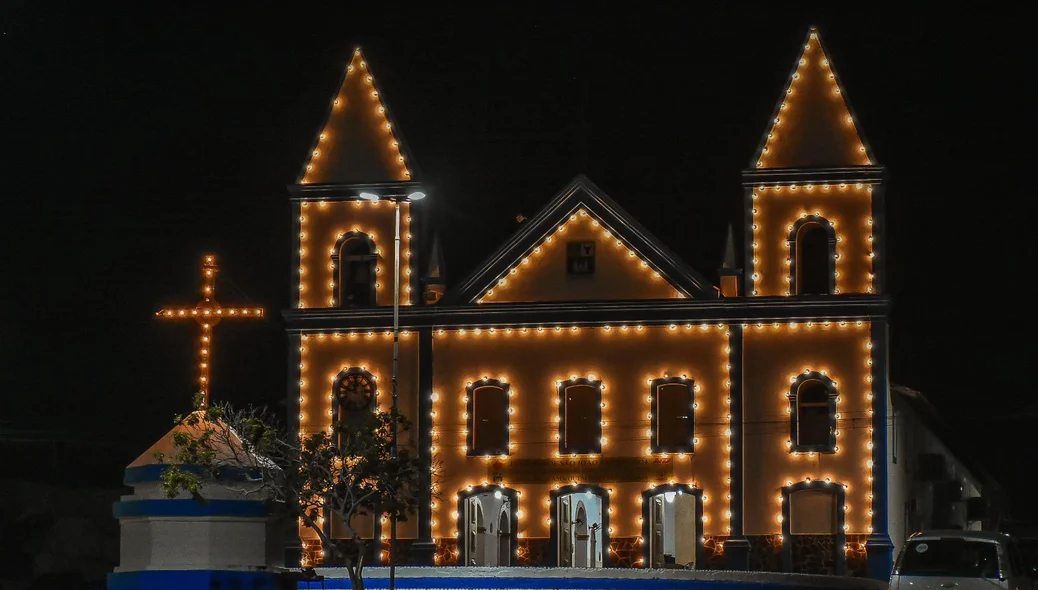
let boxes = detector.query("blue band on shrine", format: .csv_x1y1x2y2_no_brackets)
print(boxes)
108,570,277,590
113,499,268,518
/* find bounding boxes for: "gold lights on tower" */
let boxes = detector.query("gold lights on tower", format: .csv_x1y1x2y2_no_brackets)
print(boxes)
156,254,265,407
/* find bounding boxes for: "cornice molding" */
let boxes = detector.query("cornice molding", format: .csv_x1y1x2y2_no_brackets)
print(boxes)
741,166,885,186
282,295,890,332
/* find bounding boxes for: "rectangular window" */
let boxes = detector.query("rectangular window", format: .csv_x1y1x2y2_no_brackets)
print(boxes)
651,380,694,453
797,401,831,447
560,382,601,454
466,381,509,456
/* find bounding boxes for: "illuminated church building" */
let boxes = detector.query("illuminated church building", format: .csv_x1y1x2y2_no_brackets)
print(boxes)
284,28,896,577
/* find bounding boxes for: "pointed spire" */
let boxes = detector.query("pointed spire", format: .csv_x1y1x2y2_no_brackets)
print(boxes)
297,48,417,185
423,231,446,304
721,224,737,270
752,27,876,169
426,231,445,284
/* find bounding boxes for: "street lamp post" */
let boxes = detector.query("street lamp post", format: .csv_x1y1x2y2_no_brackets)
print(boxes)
360,190,424,590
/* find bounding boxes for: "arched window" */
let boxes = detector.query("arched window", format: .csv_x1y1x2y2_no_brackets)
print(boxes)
333,233,377,307
466,378,510,456
650,377,695,453
788,215,836,295
788,372,837,453
558,378,603,455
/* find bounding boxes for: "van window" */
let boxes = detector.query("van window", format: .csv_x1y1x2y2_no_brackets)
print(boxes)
1008,540,1024,576
899,538,1001,578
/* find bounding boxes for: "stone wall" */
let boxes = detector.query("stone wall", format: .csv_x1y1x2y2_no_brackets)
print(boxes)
517,538,548,566
747,534,783,572
846,533,868,577
701,535,727,569
789,535,836,575
435,538,459,565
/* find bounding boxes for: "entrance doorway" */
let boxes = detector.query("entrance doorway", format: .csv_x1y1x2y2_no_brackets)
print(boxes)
640,485,702,569
458,487,516,566
648,491,697,568
556,490,605,568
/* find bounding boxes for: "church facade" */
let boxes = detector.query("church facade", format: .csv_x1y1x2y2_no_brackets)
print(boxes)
283,27,894,578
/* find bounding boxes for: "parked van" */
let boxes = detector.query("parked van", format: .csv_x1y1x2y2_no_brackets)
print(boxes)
890,530,1035,589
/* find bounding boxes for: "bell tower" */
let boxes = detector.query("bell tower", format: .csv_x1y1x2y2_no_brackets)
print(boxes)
741,27,885,298
289,47,425,311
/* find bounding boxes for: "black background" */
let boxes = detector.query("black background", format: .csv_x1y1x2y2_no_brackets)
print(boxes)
2,3,1034,518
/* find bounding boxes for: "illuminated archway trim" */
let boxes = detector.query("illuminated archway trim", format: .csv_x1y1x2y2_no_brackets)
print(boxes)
787,371,838,454
786,215,837,296
649,377,695,454
547,484,611,567
781,479,847,575
557,377,603,455
639,484,704,569
466,378,511,456
456,484,519,567
331,231,378,307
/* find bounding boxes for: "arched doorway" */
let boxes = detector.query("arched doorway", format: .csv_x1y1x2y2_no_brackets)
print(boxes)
640,484,703,569
550,485,609,568
456,485,519,567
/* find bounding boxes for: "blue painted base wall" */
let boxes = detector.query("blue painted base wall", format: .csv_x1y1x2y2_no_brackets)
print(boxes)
306,576,879,590
108,569,277,590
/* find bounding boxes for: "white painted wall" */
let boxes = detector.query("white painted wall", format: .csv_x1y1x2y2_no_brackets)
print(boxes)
887,387,987,556
116,469,273,573
117,516,269,571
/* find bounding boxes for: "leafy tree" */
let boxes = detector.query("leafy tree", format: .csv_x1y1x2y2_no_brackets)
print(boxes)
159,395,426,590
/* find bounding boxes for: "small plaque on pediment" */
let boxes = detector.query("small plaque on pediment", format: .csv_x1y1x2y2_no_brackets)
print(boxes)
567,241,596,275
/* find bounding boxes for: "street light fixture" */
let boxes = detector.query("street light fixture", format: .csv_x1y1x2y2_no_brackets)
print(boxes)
357,190,424,590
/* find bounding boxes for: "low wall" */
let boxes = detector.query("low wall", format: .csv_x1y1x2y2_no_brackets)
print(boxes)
303,567,888,589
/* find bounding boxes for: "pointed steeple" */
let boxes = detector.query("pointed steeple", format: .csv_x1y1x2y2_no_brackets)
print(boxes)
423,231,446,304
721,224,737,270
751,27,877,169
718,224,741,298
297,48,417,185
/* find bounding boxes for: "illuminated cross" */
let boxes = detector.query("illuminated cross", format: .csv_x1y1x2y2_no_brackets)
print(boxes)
156,254,264,408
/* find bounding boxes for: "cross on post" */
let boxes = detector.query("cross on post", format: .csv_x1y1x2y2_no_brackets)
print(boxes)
156,254,264,408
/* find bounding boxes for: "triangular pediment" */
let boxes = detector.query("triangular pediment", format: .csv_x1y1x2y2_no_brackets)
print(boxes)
297,48,417,185
751,27,878,169
446,176,718,304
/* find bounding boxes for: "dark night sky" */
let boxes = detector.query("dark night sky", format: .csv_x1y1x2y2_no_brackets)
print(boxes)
2,4,1036,516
